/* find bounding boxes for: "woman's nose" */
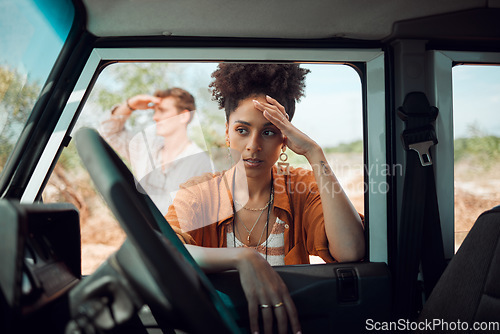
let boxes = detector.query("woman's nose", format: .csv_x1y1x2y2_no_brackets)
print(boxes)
246,133,261,152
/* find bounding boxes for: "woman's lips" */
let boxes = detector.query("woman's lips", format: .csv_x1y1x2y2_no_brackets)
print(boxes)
243,158,264,168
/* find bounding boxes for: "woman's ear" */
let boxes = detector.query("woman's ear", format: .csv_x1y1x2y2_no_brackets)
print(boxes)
282,136,288,148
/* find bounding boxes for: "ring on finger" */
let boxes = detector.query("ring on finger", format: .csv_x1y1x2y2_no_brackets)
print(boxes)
273,302,284,308
260,304,271,309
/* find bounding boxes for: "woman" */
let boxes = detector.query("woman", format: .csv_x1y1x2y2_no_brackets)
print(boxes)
166,64,365,334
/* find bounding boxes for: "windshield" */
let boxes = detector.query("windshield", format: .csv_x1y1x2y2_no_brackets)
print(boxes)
0,0,74,174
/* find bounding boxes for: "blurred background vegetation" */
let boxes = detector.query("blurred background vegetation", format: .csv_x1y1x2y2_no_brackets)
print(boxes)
0,66,40,171
454,124,500,170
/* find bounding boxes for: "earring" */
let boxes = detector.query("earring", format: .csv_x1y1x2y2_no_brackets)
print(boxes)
277,147,289,175
226,143,234,167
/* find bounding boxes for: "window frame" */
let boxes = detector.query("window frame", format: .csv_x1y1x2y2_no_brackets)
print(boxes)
430,50,500,259
21,47,387,262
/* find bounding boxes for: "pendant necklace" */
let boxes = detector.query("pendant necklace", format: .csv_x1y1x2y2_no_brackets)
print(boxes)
240,206,267,242
231,173,274,261
236,185,274,242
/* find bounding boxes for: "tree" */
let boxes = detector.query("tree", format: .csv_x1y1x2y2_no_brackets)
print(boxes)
0,66,41,170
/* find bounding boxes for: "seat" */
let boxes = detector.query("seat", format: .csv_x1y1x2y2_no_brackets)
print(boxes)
418,205,500,328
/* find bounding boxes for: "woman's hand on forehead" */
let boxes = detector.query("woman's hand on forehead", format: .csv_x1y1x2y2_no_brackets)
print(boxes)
253,96,319,158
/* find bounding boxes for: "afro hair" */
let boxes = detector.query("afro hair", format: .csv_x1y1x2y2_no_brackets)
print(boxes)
209,63,310,121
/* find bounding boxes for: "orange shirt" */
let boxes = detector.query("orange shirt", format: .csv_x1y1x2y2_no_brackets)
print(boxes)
166,165,351,265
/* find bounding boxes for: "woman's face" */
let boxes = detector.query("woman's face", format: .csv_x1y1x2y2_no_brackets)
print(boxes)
226,95,284,178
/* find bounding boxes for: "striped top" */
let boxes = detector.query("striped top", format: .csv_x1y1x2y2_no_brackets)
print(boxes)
226,217,286,266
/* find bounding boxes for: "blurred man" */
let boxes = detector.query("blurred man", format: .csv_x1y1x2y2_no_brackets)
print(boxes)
100,87,213,215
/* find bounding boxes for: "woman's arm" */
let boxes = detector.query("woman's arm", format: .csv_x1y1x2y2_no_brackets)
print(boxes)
304,147,365,262
255,96,365,262
185,245,302,334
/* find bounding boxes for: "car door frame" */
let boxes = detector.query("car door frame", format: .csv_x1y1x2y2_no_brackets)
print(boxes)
20,45,389,263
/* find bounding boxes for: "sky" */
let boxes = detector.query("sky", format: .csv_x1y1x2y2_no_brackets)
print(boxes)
0,0,73,82
452,65,500,138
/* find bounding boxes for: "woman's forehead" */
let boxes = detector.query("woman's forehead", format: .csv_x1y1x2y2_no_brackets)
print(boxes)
229,99,270,126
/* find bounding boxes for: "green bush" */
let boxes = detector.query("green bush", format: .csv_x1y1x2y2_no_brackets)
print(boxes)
0,66,41,172
454,135,500,169
324,140,363,154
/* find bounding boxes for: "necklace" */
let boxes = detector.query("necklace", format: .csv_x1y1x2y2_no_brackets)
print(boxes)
235,189,274,242
239,206,268,242
234,197,272,211
235,215,269,246
255,218,270,246
231,173,275,261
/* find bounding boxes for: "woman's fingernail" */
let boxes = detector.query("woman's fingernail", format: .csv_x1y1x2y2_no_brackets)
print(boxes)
253,99,260,104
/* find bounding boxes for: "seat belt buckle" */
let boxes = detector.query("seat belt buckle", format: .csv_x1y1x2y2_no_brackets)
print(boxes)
401,126,438,167
409,140,434,166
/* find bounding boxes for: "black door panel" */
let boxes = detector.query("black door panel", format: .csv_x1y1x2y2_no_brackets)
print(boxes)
209,262,392,333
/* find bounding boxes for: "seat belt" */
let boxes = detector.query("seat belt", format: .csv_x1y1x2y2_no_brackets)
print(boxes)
394,92,446,320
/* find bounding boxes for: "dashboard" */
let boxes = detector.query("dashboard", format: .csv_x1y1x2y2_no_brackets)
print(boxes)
0,201,80,317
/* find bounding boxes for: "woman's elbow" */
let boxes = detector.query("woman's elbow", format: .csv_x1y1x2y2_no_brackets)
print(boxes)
331,240,365,263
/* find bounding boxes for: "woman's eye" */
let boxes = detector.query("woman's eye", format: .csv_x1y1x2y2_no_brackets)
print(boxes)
236,128,248,135
263,130,276,136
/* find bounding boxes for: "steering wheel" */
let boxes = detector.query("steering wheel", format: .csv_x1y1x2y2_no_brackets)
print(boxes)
75,127,240,333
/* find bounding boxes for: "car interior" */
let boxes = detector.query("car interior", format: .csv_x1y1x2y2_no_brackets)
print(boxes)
1,0,500,333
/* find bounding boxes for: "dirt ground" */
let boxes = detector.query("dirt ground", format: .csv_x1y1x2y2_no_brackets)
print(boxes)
45,153,500,274
454,159,500,251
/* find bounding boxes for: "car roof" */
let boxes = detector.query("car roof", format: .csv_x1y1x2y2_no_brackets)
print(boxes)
82,0,500,41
